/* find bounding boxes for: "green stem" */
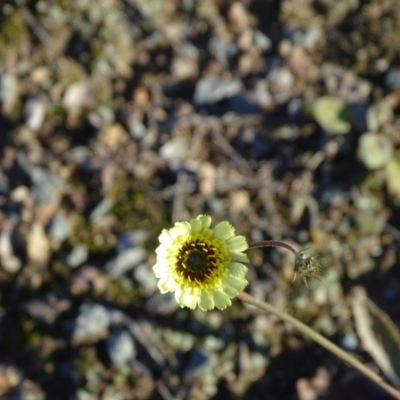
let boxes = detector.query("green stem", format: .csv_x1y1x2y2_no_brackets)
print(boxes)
237,291,400,400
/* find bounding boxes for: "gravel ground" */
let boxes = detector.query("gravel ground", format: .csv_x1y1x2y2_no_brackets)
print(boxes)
1,1,400,399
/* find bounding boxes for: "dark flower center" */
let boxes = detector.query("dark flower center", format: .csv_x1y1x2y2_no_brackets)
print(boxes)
175,240,219,283
185,250,207,271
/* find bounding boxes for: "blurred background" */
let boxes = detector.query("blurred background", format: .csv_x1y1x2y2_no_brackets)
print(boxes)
1,0,400,399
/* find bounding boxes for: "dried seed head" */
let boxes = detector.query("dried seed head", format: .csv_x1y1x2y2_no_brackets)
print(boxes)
292,250,325,288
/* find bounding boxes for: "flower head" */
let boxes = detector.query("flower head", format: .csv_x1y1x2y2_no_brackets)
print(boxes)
292,250,325,288
153,215,249,310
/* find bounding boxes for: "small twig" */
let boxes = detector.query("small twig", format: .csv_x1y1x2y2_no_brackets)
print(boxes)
237,291,400,400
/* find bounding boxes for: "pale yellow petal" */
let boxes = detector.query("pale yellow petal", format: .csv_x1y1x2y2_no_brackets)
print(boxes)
227,236,248,252
153,262,166,278
158,230,174,246
229,251,250,263
197,214,212,230
173,288,181,306
199,291,215,311
178,290,198,309
190,218,202,233
221,285,237,297
213,221,235,240
158,277,178,293
228,262,248,278
213,290,232,310
170,222,191,238
223,274,248,292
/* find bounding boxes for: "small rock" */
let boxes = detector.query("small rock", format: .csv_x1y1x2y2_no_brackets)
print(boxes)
48,214,71,243
132,86,150,108
89,198,113,221
99,123,129,151
385,68,400,91
117,230,149,251
228,2,253,31
128,120,147,141
27,222,50,265
133,263,158,291
73,303,110,344
105,247,147,277
24,296,70,324
193,76,242,107
107,329,136,367
0,364,22,397
0,224,21,273
0,74,20,116
17,153,66,205
171,44,199,80
284,26,322,50
254,30,272,51
66,244,89,268
340,332,359,350
211,37,239,68
267,66,296,104
24,98,47,131
62,82,95,113
88,105,115,128
159,136,190,163
288,45,319,82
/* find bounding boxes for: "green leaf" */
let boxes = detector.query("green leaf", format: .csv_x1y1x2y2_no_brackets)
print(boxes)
358,132,393,170
311,96,351,134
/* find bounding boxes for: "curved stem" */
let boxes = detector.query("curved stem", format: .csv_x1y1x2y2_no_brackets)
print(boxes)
248,240,298,256
237,291,400,400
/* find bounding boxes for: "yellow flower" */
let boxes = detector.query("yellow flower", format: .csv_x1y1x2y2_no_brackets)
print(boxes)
153,215,249,311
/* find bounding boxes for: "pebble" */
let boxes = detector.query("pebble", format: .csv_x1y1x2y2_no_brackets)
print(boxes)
0,224,22,273
159,136,190,163
48,214,71,243
340,332,359,350
89,198,113,221
128,120,147,141
211,37,239,68
171,43,199,80
284,26,322,50
17,153,66,205
24,98,47,131
253,29,272,51
27,222,50,265
132,262,158,291
88,105,115,128
72,303,110,344
107,329,136,367
105,247,147,278
66,244,89,268
193,76,241,107
62,82,95,113
385,68,400,91
117,230,149,251
0,73,19,115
